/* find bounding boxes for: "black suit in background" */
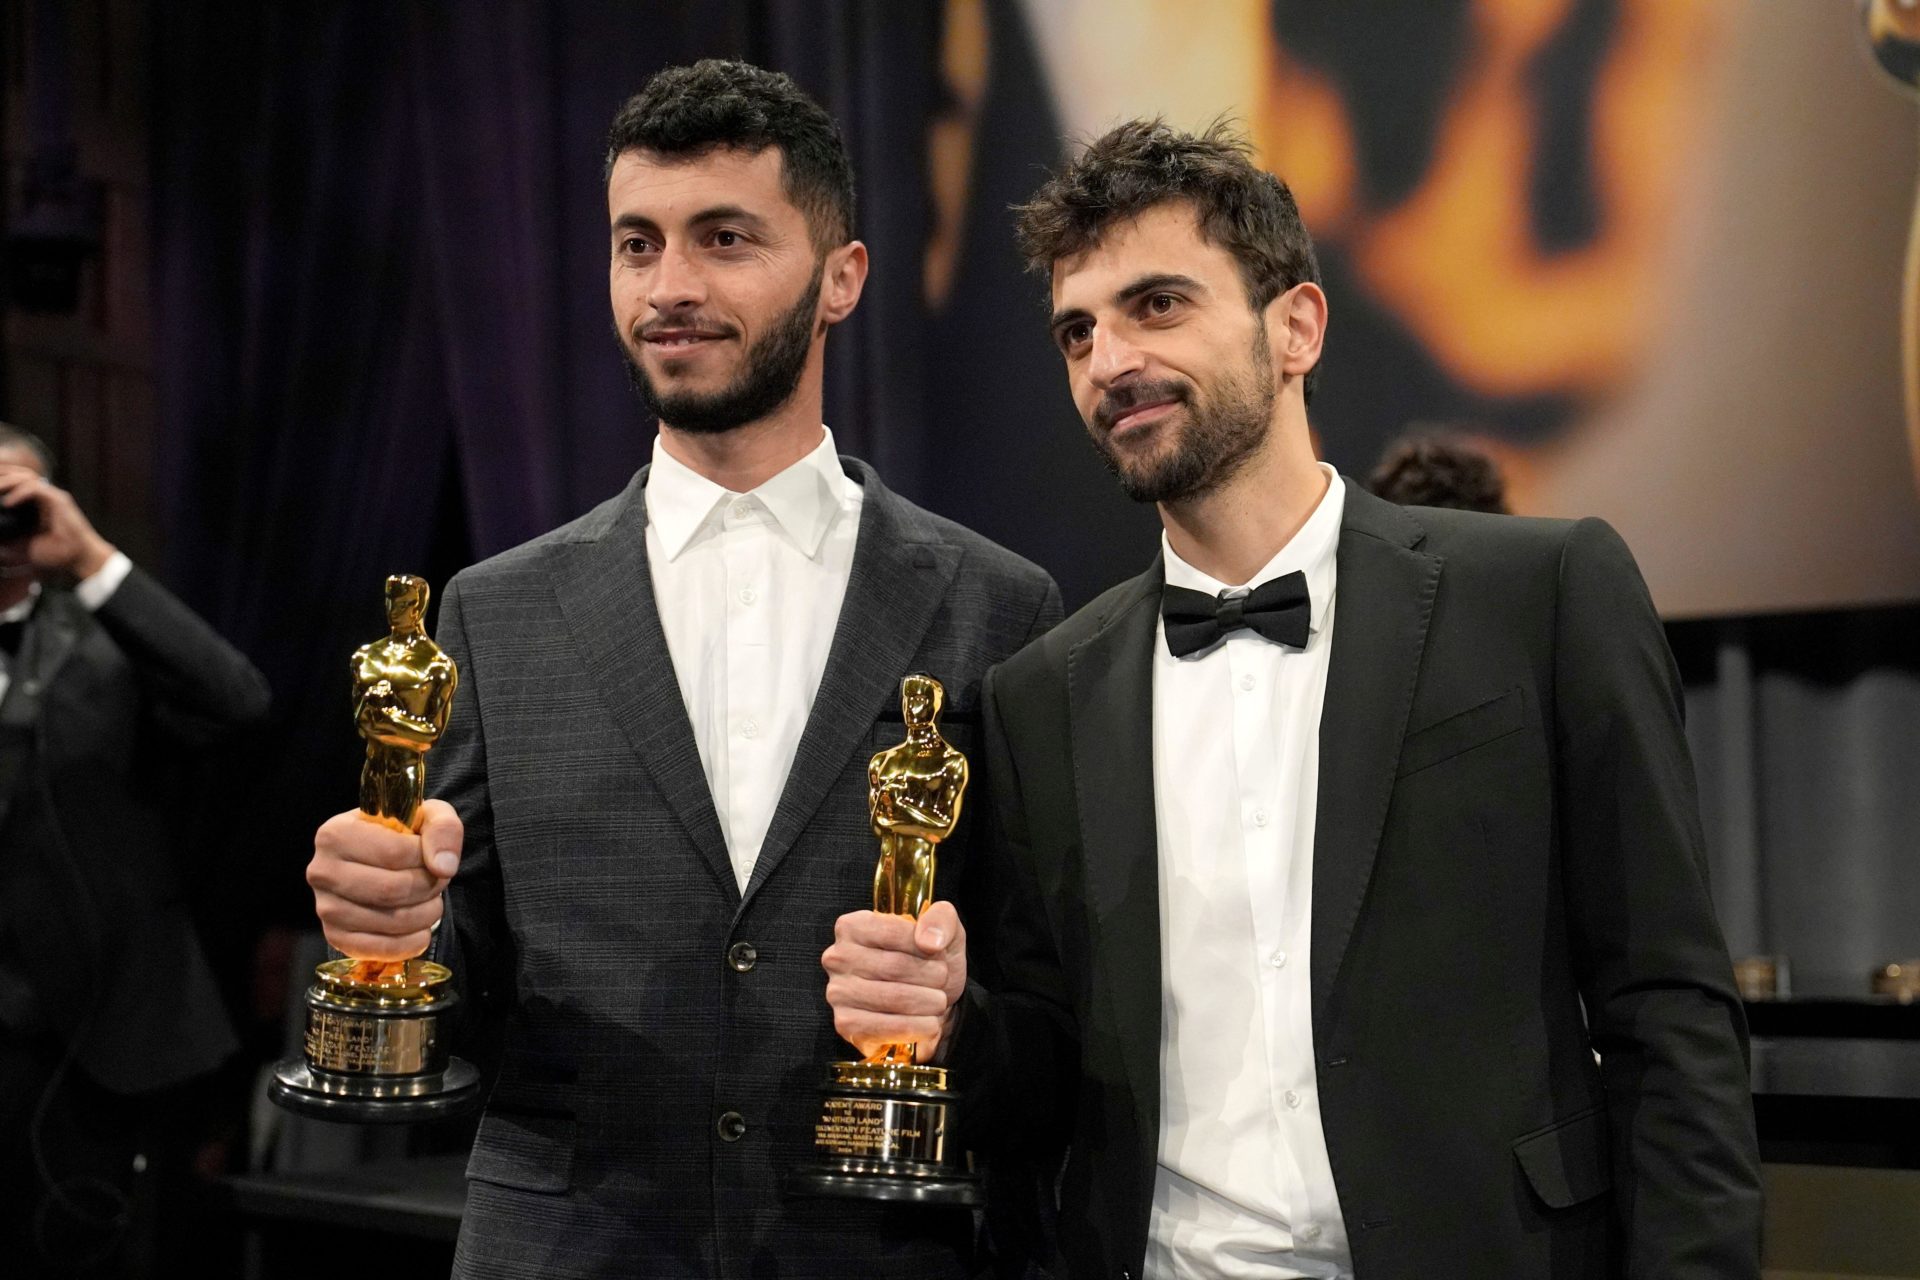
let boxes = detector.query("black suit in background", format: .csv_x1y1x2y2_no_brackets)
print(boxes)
954,482,1762,1279
428,458,1061,1279
0,565,269,1271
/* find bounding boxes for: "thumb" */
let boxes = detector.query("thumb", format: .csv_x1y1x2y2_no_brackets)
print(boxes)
915,900,963,955
417,799,466,879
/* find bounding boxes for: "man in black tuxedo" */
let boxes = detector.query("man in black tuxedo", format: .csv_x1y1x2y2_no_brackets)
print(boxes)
825,122,1761,1278
304,62,1059,1277
0,424,269,1274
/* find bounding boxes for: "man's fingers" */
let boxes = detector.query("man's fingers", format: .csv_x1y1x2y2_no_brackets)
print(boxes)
821,938,949,986
312,891,444,938
832,909,920,950
314,809,428,872
416,799,464,877
825,973,953,1019
308,855,441,910
914,900,964,955
0,473,42,504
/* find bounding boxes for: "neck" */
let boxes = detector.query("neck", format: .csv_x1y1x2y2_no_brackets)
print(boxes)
1159,411,1326,586
656,356,828,493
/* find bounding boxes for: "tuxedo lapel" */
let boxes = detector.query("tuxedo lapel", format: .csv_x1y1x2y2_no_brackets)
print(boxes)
1311,483,1441,1033
1066,563,1165,1127
551,467,738,902
740,461,959,908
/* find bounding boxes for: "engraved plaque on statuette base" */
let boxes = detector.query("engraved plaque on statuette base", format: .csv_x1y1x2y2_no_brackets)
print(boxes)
269,959,480,1122
788,1060,983,1205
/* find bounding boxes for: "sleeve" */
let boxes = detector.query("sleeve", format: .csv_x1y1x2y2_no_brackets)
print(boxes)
949,661,1079,1161
425,575,514,1066
1552,517,1762,1278
89,562,271,745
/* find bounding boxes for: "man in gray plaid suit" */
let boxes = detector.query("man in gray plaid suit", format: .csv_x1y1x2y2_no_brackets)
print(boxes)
305,61,1059,1277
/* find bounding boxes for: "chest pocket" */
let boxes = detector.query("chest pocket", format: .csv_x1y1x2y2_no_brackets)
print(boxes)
1396,686,1526,779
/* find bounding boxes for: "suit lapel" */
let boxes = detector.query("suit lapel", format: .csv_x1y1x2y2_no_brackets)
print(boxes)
0,594,84,830
1310,483,1441,1033
551,467,738,902
740,461,959,907
1066,564,1165,1129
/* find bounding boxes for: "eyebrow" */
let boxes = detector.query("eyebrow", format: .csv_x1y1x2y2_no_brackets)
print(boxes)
1049,272,1211,332
611,205,773,237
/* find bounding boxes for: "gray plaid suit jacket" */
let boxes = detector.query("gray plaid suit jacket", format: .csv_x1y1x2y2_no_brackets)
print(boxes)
428,456,1061,1279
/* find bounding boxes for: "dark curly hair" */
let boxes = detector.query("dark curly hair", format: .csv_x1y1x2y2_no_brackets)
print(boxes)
604,59,855,250
1013,118,1322,401
1367,432,1510,514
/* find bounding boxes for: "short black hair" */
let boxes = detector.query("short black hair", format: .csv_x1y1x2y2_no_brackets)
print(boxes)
1015,118,1323,402
0,422,54,476
604,59,856,250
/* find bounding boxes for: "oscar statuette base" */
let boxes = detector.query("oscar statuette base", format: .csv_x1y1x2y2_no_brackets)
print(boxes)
269,958,481,1123
788,1060,982,1206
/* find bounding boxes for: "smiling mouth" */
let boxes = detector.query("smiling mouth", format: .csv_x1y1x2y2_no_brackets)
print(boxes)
1107,400,1178,435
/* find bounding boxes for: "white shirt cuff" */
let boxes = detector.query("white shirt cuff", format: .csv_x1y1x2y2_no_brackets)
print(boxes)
73,551,133,611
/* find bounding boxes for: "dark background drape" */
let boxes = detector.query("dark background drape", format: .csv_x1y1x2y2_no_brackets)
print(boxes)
135,0,1920,1050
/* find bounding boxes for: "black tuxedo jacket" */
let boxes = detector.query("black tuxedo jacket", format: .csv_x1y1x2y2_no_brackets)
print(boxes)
428,459,1061,1279
0,567,266,1091
953,483,1761,1279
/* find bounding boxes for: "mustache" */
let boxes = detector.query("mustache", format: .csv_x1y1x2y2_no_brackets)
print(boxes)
1093,379,1190,432
633,315,738,342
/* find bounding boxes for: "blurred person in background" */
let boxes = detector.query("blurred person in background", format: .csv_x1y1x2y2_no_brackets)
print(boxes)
1366,430,1510,514
0,422,269,1276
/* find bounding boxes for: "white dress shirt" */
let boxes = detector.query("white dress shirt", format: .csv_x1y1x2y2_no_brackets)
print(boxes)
644,428,862,894
1147,465,1351,1279
0,550,132,704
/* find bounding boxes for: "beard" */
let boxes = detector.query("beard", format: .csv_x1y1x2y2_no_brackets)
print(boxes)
1087,321,1276,504
620,261,825,434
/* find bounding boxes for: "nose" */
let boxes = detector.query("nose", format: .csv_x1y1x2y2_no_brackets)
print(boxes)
1087,324,1146,389
646,241,707,314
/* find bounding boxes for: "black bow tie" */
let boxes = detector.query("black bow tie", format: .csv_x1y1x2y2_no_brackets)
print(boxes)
1162,571,1311,658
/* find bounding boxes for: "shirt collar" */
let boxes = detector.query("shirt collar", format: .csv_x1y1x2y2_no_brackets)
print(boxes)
1161,463,1345,636
0,581,41,625
645,426,856,562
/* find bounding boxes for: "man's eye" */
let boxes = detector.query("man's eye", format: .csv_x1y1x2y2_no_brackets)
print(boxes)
1060,322,1091,349
713,230,741,248
1148,293,1177,314
621,237,651,255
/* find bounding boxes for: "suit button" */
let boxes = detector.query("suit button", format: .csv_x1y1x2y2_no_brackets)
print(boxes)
716,1111,747,1142
726,942,758,973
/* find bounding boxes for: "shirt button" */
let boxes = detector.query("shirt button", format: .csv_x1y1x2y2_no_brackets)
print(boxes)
730,501,751,519
1299,1223,1321,1243
1270,950,1288,968
716,1110,747,1142
1252,807,1270,828
1238,673,1255,692
1285,1089,1302,1109
726,942,758,973
741,719,759,739
738,585,757,605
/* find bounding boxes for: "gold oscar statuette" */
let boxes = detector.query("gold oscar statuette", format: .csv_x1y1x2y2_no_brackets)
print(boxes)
790,673,983,1204
270,574,481,1121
